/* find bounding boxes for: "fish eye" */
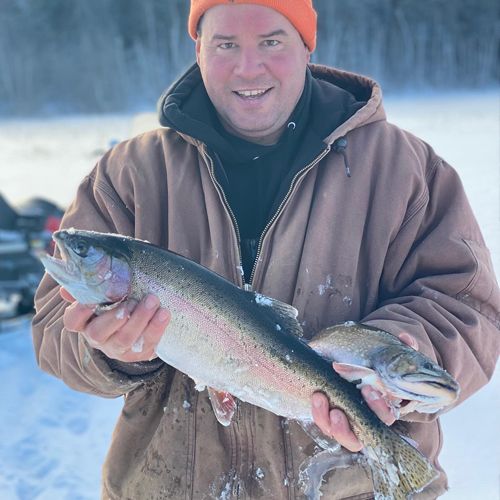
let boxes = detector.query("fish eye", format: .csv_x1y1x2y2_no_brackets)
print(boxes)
74,240,89,257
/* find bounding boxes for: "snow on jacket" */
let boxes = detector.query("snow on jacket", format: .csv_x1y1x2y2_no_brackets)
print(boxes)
32,64,500,500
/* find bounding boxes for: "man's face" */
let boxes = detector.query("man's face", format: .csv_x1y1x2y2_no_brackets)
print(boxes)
196,4,310,145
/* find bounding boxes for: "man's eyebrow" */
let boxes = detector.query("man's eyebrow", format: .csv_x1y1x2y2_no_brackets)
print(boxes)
210,30,288,42
259,29,288,38
211,34,236,41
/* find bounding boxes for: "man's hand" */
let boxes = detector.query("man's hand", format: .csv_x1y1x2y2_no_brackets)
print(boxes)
311,332,418,452
60,288,171,362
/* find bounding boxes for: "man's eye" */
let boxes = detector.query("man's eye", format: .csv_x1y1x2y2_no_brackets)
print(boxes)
219,42,236,49
263,40,280,47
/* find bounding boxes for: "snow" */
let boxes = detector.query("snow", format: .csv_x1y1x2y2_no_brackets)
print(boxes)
254,293,273,306
131,335,144,353
0,92,498,499
0,319,122,500
255,467,265,479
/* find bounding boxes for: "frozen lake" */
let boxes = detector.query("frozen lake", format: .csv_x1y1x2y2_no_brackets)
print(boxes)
0,91,498,499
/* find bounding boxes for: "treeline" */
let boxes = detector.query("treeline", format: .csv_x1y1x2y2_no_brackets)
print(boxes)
0,0,498,116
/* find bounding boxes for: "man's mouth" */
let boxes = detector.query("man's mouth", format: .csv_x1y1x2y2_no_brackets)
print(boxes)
233,88,272,99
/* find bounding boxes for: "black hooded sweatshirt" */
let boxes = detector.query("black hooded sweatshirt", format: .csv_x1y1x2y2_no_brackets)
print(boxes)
158,63,364,279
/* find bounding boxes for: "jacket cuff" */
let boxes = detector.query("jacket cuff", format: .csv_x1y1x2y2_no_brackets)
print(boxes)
105,356,165,377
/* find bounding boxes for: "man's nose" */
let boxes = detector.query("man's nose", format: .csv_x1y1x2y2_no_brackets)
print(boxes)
234,47,265,79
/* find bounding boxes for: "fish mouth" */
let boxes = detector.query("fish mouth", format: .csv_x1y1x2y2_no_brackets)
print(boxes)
395,376,460,402
38,234,79,285
38,229,132,305
402,372,460,391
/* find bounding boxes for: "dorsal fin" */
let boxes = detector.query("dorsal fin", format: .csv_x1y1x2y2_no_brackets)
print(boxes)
252,292,303,338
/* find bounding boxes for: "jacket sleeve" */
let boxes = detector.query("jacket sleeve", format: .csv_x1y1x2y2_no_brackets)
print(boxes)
360,156,500,422
32,158,165,398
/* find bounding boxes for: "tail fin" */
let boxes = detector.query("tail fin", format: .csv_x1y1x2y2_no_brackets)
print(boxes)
364,429,438,500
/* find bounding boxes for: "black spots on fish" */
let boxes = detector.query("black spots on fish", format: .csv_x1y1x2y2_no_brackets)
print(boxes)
365,429,438,499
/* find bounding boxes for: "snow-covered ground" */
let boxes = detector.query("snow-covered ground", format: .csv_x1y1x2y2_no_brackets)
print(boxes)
0,92,498,499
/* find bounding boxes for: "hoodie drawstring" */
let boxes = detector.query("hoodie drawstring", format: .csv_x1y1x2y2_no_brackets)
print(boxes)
332,137,351,178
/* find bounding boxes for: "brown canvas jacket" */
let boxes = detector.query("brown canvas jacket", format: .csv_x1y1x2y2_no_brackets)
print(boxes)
32,65,500,500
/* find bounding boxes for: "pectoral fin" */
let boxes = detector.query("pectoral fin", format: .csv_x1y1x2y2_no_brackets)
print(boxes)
332,362,378,384
208,387,237,427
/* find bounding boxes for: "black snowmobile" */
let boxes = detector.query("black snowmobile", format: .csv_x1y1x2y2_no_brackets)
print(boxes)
0,193,63,320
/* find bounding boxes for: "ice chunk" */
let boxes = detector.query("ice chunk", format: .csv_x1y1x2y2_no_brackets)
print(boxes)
255,293,273,306
131,335,144,353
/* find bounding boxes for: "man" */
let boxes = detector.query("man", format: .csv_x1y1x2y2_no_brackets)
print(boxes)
32,1,499,498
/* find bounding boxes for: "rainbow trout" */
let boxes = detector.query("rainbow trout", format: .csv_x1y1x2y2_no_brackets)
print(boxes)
40,229,438,499
309,323,460,417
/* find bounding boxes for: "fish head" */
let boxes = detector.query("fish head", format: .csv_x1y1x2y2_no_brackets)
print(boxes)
374,346,460,407
39,229,132,305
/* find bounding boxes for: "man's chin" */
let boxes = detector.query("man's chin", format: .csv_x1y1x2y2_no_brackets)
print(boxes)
221,119,283,144
235,129,281,145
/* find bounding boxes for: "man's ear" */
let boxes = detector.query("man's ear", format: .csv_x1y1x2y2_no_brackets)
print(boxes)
303,41,311,63
195,37,202,65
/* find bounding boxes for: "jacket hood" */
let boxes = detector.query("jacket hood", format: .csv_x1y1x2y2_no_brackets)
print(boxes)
157,62,386,148
307,64,386,144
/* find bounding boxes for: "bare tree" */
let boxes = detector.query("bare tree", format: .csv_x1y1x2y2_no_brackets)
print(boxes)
0,0,497,116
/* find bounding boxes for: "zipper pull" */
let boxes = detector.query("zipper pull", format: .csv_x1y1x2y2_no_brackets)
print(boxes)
244,283,253,292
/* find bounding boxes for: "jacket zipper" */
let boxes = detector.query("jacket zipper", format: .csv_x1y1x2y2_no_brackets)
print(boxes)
200,146,249,289
248,145,332,286
201,143,333,290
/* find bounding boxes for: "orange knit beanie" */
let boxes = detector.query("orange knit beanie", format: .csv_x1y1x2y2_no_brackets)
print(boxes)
188,0,317,52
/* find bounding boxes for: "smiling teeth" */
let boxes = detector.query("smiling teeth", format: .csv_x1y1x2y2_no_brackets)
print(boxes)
236,89,267,97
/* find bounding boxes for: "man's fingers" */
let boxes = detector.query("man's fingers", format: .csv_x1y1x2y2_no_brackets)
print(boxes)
311,393,332,435
60,287,76,303
63,301,96,333
361,386,396,425
145,306,171,346
111,295,159,347
62,292,170,362
109,300,170,358
83,304,131,345
328,409,363,452
311,393,363,452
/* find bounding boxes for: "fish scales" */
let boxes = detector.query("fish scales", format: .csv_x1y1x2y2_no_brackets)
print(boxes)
39,229,439,499
130,243,374,419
